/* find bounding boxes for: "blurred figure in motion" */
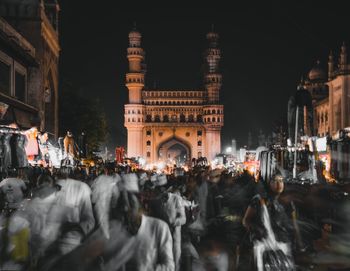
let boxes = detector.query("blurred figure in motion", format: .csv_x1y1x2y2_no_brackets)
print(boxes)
120,173,175,271
0,169,29,271
242,171,296,271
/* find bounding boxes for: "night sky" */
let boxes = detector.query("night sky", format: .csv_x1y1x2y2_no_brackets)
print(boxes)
58,1,350,151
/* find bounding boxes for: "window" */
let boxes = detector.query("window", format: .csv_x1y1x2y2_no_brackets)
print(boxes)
146,140,151,146
1,52,28,102
198,140,202,146
146,115,152,122
163,115,169,122
146,130,151,136
197,130,202,136
188,114,194,122
147,151,151,157
180,114,186,122
0,60,11,95
155,115,160,122
197,115,203,122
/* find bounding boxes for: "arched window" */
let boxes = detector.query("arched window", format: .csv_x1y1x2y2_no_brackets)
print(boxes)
156,101,159,105
197,115,203,122
132,118,135,122
197,140,202,146
188,114,194,122
146,115,152,122
212,117,215,122
147,152,151,157
212,109,215,114
128,118,130,122
155,115,160,122
146,140,151,146
163,115,169,122
180,114,186,122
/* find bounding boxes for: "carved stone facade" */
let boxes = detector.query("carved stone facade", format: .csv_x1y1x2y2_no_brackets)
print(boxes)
302,43,350,137
0,0,60,137
124,29,224,163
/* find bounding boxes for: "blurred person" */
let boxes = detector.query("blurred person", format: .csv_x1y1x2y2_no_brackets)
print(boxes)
28,167,95,270
63,131,76,157
119,174,175,270
242,171,296,270
0,169,30,271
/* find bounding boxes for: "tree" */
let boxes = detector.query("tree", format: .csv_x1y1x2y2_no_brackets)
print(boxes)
59,79,108,156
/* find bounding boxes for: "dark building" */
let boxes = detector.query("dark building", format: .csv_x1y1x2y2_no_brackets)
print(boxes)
0,0,60,137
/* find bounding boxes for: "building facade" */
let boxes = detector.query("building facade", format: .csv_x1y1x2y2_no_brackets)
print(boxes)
124,29,224,163
302,43,350,137
0,0,60,137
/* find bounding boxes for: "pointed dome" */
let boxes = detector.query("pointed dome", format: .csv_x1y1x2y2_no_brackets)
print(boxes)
128,26,142,47
308,60,326,81
128,29,141,39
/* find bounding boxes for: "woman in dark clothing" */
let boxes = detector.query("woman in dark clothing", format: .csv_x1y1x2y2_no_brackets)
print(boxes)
242,172,297,271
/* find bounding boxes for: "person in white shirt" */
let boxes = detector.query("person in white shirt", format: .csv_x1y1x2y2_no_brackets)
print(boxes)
163,190,186,271
120,177,174,271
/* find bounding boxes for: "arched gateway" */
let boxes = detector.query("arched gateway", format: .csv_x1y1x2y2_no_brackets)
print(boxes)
158,137,191,165
124,28,224,163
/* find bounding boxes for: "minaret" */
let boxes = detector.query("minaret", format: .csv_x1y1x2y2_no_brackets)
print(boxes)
126,27,145,103
328,50,334,80
124,26,145,158
203,26,224,161
339,42,347,72
204,27,222,103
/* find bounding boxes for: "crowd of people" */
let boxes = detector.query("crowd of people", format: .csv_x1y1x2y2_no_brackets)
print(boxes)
1,159,350,270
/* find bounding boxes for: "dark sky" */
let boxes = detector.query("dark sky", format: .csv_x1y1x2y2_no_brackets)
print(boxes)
58,1,350,150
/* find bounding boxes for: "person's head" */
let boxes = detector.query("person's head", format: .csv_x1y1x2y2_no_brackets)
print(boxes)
40,132,49,142
56,166,73,179
116,190,142,235
268,172,285,195
31,173,58,199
